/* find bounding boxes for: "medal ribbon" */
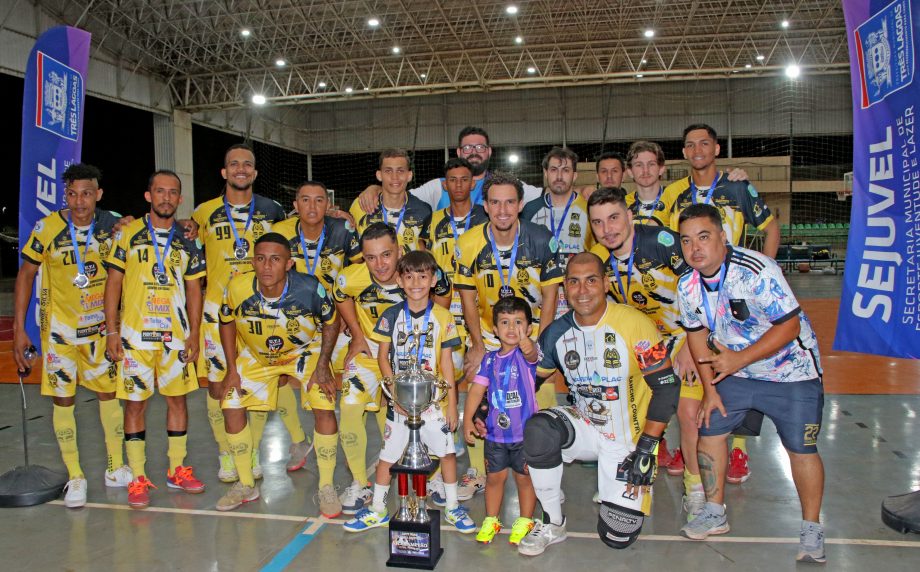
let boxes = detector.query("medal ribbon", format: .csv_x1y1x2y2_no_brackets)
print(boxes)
547,192,576,243
487,225,520,293
690,172,721,205
638,186,664,224
699,262,728,332
298,222,326,276
403,301,433,366
146,215,177,279
223,197,256,256
610,243,637,303
67,213,96,282
491,351,515,415
447,206,472,245
382,197,407,233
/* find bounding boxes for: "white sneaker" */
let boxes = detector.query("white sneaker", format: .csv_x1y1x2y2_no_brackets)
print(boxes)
518,516,567,556
217,451,238,483
457,468,485,501
428,473,447,507
683,488,707,521
251,449,263,480
339,480,373,515
63,477,88,508
104,465,133,488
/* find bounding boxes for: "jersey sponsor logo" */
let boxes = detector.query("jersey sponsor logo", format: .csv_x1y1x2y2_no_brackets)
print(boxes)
75,324,101,338
317,283,327,298
30,237,44,254
266,335,284,353
145,294,171,314
34,220,45,233
747,184,758,197
568,222,581,238
571,212,580,221
337,274,347,289
564,350,580,369
141,330,172,343
286,320,300,335
516,268,530,285
604,332,617,345
84,261,99,278
170,249,181,266
642,273,656,290
631,291,648,306
603,348,621,369
252,224,265,239
657,231,674,247
753,203,763,217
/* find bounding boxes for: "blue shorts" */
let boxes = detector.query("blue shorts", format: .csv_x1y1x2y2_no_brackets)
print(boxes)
485,440,527,475
699,375,824,454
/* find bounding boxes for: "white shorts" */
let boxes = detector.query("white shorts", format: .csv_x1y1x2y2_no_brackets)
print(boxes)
379,406,456,464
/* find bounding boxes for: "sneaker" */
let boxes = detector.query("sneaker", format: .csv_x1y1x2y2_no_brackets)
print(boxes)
429,473,447,507
727,448,751,484
104,465,133,488
476,516,502,544
658,437,674,467
166,465,205,493
217,451,238,483
444,505,476,533
682,488,707,521
343,507,390,532
457,468,485,501
251,449,263,480
797,521,826,563
216,481,260,512
518,515,567,556
681,503,730,540
286,439,313,472
340,481,373,514
509,517,535,545
63,477,88,508
667,449,685,476
127,476,157,509
316,484,342,518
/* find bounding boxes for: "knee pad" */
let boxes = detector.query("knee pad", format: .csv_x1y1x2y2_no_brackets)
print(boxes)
523,409,575,469
597,502,644,549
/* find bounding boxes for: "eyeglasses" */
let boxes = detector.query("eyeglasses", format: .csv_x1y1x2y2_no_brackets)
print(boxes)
460,144,489,153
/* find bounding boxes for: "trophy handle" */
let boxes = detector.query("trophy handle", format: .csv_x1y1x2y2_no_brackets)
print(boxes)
432,377,451,406
381,377,395,402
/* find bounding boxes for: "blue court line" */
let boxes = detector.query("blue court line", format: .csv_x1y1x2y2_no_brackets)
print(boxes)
260,520,326,572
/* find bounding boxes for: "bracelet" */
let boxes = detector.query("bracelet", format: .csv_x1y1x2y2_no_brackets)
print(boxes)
105,331,120,337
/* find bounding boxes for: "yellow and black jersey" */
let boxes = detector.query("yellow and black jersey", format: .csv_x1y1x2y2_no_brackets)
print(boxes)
349,194,432,253
665,172,774,246
520,192,594,256
421,205,489,333
220,270,337,367
625,187,681,227
455,221,565,333
191,194,286,303
537,301,667,444
333,262,451,355
105,216,206,351
590,224,689,341
22,209,120,345
273,216,361,292
371,303,461,377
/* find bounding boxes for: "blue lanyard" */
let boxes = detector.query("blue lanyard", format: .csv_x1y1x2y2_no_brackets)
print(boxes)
638,187,664,224
146,216,177,276
67,214,95,278
690,172,721,205
699,263,728,331
298,222,326,276
491,351,515,413
258,276,290,317
487,225,520,290
610,243,636,302
382,198,407,232
447,206,472,243
403,301,433,365
223,197,256,253
547,192,576,241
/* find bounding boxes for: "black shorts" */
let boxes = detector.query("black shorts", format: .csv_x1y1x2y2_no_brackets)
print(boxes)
484,440,527,475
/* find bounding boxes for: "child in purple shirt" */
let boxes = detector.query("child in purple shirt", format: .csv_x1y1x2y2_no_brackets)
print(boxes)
463,297,539,546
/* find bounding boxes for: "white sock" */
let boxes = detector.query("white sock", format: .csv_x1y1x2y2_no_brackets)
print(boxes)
529,464,564,525
444,482,459,510
372,483,389,514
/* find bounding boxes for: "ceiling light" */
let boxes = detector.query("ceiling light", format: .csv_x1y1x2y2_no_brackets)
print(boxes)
363,87,369,91
781,20,790,29
506,5,518,15
420,73,427,78
318,81,327,88
515,36,523,44
345,87,354,93
240,28,251,38
526,66,536,74
641,58,647,64
275,59,286,67
745,63,752,69
368,18,380,27
251,94,266,105
785,64,801,78
508,154,520,164
636,73,644,78
756,54,765,61
392,46,401,54
644,29,655,38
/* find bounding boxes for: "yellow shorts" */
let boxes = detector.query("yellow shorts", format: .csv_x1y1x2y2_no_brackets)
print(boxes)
680,378,704,401
40,337,118,398
331,330,350,375
341,353,383,412
199,300,227,383
221,349,336,412
117,347,197,401
665,334,703,401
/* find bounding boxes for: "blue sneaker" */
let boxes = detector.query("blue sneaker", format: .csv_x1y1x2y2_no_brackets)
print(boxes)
339,481,372,515
444,505,476,533
428,474,447,507
343,507,390,532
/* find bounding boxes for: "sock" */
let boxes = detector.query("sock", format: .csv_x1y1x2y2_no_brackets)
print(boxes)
278,384,307,443
340,404,368,484
375,409,387,442
97,399,125,471
536,382,556,410
444,482,459,510
226,426,256,487
207,395,231,453
248,411,268,452
314,431,338,488
53,404,83,479
706,501,725,515
468,440,486,475
684,469,703,493
372,482,389,514
528,464,564,525
125,431,147,479
167,431,188,472
731,435,747,453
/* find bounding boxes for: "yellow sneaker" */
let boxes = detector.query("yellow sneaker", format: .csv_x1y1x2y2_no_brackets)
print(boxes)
475,516,502,544
509,517,535,545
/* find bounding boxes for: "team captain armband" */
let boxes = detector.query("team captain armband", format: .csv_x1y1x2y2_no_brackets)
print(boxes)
635,340,669,370
643,366,679,423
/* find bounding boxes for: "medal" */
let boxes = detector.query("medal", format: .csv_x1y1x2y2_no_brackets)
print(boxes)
146,216,177,289
454,246,462,261
73,273,90,289
224,197,256,261
497,412,511,430
547,192,575,253
156,271,169,285
487,225,520,302
499,285,515,299
67,213,96,290
549,236,558,252
234,245,248,260
178,350,188,363
492,353,516,431
299,222,326,276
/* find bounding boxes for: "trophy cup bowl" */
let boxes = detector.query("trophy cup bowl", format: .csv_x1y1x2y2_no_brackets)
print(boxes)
382,362,449,474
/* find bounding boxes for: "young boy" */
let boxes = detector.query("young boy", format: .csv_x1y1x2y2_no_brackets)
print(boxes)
464,297,539,545
343,251,475,533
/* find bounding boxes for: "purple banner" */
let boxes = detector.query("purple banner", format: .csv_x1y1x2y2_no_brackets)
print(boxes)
18,26,91,352
836,0,920,358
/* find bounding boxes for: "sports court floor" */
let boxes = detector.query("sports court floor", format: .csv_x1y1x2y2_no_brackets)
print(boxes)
1,274,919,571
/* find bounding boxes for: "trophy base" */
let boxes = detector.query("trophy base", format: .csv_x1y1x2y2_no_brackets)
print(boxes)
386,510,443,570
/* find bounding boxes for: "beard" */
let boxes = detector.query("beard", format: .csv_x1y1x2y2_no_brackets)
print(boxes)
468,156,490,177
153,204,177,219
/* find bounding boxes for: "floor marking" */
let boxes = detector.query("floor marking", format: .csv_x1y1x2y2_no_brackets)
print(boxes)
260,522,326,572
46,501,920,549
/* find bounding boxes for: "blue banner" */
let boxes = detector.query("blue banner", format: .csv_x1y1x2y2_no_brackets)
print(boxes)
18,26,91,352
836,0,920,358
